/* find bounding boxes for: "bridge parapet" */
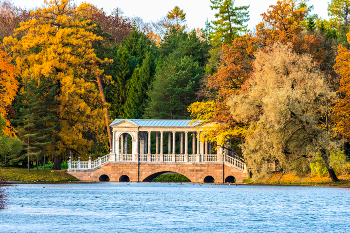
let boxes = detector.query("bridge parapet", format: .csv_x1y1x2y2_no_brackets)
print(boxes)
68,153,246,173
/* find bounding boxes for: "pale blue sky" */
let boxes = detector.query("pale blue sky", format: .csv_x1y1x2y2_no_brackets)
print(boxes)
11,0,330,30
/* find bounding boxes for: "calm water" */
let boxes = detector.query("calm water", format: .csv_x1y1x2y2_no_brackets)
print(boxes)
1,183,350,232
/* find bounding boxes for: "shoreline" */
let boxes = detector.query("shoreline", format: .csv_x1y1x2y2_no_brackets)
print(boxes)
2,180,350,188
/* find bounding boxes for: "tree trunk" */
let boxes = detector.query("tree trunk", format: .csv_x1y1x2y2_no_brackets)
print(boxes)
36,158,38,171
53,155,61,170
43,155,45,170
320,149,339,182
96,76,112,148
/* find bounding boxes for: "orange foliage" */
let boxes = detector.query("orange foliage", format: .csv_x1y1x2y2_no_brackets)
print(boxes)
0,49,18,135
256,0,324,64
207,35,258,125
193,0,325,141
333,33,350,139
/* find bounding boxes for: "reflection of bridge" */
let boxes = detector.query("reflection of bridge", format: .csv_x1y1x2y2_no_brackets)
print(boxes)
67,119,248,183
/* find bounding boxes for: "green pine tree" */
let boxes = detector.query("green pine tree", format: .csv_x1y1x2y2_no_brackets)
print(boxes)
144,53,204,119
0,114,22,167
12,78,57,171
209,0,250,46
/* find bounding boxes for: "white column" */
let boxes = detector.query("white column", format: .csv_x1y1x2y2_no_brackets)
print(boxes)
192,133,195,154
132,132,139,162
172,131,176,154
115,133,119,161
160,131,164,162
197,131,200,154
180,133,183,154
112,131,115,153
160,131,163,154
156,132,159,154
148,131,151,154
185,132,188,155
121,134,124,154
184,132,188,162
124,134,128,154
168,132,171,154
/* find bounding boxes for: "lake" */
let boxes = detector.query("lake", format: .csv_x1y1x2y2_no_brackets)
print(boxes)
1,183,350,232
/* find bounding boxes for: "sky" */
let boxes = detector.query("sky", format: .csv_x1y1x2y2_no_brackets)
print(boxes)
10,0,331,31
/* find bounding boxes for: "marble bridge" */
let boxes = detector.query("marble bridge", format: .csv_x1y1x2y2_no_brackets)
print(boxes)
67,119,248,183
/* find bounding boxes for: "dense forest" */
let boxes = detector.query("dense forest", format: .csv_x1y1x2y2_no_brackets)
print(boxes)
0,0,350,181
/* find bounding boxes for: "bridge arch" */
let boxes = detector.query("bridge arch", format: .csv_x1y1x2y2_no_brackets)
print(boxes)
141,167,192,182
225,175,236,183
99,174,110,182
119,175,130,182
203,176,214,183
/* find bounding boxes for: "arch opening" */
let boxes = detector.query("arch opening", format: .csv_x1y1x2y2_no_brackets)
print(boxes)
99,175,110,182
119,133,133,154
225,176,236,183
204,176,214,183
143,171,191,182
119,175,130,182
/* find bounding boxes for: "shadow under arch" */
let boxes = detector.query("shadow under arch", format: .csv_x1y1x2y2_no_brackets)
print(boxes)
119,175,130,182
99,174,110,182
143,171,191,182
225,176,236,183
204,176,214,183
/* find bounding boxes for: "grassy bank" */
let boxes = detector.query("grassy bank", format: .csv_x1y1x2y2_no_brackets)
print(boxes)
153,173,191,182
0,167,79,182
243,173,350,188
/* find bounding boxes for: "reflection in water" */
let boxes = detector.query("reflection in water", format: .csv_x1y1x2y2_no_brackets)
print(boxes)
0,180,9,209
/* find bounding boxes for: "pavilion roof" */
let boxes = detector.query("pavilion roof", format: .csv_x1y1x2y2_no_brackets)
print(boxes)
110,119,200,127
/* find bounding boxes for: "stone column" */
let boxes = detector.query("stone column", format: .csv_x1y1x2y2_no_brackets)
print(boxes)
160,131,164,162
217,146,223,162
88,157,91,169
132,131,139,162
192,133,196,154
184,132,188,162
185,132,188,155
115,132,120,161
121,133,124,154
124,134,128,154
156,132,159,154
148,131,151,154
172,131,176,154
180,133,183,154
160,132,164,154
168,132,171,154
197,131,200,154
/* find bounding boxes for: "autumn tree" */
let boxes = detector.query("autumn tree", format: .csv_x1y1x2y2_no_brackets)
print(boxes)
190,0,324,150
0,49,18,136
0,0,30,40
333,33,350,140
229,43,339,182
3,0,108,169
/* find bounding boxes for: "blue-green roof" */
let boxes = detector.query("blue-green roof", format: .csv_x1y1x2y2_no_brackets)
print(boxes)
110,119,199,127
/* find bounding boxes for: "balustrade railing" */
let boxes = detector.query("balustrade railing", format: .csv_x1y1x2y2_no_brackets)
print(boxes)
203,154,217,162
225,154,245,171
120,154,133,162
68,152,246,172
69,154,110,170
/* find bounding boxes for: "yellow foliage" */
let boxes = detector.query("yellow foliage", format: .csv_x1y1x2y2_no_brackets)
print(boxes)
189,101,247,146
0,49,19,136
3,0,109,154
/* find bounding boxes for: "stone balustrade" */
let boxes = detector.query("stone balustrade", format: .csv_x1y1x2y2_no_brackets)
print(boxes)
68,153,246,172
